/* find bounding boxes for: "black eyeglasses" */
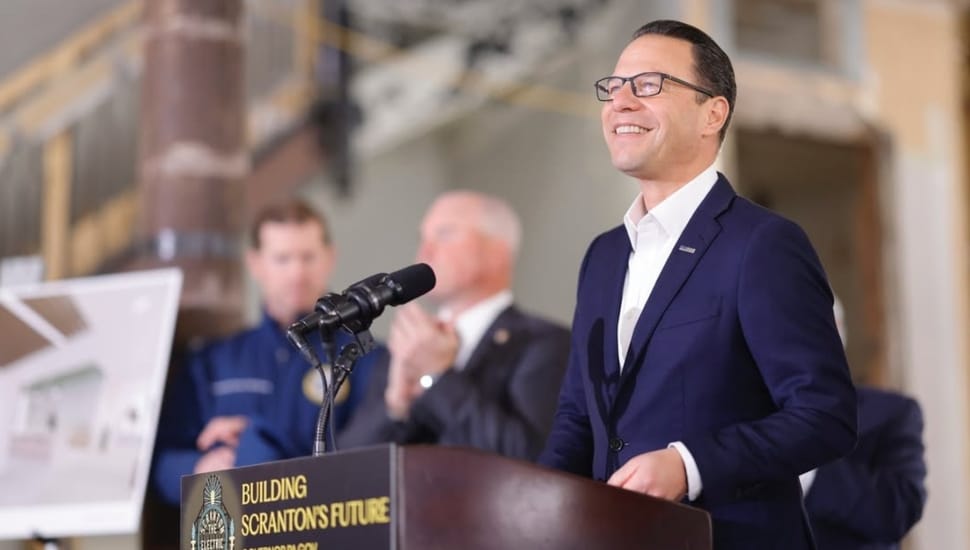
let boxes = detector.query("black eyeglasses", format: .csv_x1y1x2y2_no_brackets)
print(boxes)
594,72,715,101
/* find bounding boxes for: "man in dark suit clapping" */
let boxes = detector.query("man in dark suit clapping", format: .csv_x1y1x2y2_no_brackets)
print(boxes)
340,190,570,460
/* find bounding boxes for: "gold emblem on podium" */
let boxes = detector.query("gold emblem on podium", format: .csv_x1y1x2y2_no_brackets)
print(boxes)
190,475,236,550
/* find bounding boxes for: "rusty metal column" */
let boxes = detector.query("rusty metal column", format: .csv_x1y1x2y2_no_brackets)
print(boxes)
137,0,247,338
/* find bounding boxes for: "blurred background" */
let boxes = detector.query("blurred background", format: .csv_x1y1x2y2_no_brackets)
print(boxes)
0,0,966,549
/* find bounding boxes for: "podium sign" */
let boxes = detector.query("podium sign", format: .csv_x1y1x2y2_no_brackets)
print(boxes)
180,445,712,550
180,446,393,550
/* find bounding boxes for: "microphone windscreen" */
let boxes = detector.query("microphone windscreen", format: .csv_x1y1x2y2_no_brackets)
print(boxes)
387,263,436,304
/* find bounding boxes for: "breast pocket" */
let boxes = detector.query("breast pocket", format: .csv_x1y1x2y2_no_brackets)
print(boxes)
656,296,722,331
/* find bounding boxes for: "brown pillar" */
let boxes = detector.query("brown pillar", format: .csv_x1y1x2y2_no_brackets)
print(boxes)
137,0,247,340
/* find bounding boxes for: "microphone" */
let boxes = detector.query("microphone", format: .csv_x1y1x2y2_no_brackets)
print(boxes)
287,263,436,340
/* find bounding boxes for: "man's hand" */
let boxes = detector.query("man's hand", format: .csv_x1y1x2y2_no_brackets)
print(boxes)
388,303,459,378
194,446,236,474
196,415,249,451
383,303,459,420
384,356,423,420
607,448,688,501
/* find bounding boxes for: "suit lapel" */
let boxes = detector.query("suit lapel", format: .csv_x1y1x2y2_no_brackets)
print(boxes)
460,306,519,376
601,229,633,383
618,177,735,388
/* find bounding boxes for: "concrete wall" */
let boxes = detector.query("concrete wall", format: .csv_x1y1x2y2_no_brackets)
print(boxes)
863,3,970,548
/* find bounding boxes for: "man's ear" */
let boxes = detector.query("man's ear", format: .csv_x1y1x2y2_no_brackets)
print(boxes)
703,96,730,137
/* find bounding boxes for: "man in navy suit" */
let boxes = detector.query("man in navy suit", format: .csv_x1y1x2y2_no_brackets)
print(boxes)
538,20,857,549
803,386,926,549
801,299,927,549
340,191,570,460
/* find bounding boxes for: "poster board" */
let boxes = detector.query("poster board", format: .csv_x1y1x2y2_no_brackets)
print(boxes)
0,269,182,539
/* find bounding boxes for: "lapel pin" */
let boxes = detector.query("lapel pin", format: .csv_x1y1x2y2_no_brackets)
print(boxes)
493,328,510,344
678,245,696,254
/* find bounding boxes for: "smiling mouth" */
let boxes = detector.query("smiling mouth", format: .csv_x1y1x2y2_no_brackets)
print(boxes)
614,124,650,135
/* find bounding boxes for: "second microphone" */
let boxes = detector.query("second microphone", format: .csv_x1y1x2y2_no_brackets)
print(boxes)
287,263,436,340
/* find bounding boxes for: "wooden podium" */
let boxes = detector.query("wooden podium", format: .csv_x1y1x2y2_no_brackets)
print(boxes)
179,445,711,550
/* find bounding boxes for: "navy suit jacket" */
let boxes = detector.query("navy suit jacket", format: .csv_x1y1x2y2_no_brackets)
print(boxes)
339,305,570,460
805,386,926,550
539,176,857,549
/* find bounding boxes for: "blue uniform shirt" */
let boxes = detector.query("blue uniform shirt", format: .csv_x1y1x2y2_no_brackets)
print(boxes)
151,311,383,506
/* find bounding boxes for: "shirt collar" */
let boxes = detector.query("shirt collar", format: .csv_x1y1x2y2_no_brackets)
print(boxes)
623,163,719,251
259,309,287,336
440,290,514,369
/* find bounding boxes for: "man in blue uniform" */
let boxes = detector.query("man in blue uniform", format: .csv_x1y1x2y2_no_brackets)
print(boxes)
152,199,379,506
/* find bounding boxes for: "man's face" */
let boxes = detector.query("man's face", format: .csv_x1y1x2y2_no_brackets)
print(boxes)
247,221,334,324
416,197,489,305
601,34,710,181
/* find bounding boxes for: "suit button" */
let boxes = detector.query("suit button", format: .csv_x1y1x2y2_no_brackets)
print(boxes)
608,437,625,452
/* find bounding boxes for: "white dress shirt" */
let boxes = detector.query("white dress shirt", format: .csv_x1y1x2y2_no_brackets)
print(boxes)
440,289,513,371
617,163,718,502
799,469,818,495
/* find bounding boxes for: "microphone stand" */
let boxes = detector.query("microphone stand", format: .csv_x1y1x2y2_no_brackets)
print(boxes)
315,328,336,456
287,262,437,455
308,326,375,457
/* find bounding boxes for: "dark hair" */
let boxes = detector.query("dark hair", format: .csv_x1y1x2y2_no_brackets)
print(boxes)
250,198,331,249
632,20,736,141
